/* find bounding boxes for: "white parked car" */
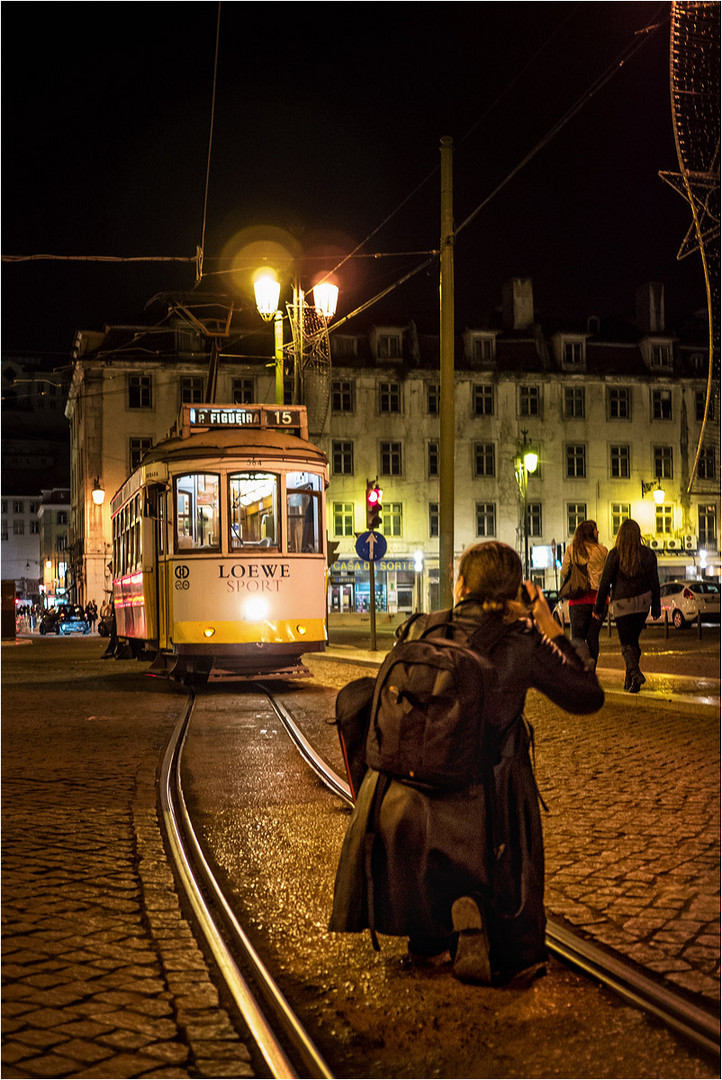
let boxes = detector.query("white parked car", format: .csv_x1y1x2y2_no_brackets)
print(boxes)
651,580,721,629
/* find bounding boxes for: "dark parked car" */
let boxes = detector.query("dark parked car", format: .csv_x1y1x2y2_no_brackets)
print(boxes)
38,609,61,635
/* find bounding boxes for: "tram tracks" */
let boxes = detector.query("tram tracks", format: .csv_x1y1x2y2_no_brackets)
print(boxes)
161,684,720,1078
264,685,721,1061
159,689,333,1080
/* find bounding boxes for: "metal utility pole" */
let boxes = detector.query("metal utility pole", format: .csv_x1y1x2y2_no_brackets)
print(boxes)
439,136,455,609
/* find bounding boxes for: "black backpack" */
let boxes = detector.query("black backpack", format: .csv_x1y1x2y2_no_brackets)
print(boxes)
334,675,375,802
363,610,508,792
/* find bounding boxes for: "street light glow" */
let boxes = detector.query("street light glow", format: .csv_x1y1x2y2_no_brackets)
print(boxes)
253,270,281,320
312,281,339,320
523,450,538,473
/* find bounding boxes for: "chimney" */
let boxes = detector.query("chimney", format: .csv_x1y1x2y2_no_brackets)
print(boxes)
502,278,534,331
635,282,665,334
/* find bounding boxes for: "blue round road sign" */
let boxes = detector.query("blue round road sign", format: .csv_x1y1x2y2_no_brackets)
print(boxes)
355,530,387,562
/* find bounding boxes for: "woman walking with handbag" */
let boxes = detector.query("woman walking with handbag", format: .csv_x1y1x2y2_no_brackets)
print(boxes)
593,518,661,692
559,520,608,669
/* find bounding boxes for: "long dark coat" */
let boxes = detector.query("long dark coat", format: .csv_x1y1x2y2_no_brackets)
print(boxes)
329,600,605,975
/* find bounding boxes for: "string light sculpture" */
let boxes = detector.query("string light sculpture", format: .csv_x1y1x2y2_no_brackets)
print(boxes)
660,1,720,496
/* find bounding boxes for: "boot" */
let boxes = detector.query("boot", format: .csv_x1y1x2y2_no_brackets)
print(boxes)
633,645,646,685
622,646,642,693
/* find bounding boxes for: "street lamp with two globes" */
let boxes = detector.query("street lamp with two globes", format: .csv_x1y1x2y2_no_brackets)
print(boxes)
253,270,339,407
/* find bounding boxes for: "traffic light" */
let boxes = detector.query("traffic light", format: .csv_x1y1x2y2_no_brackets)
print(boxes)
366,482,383,531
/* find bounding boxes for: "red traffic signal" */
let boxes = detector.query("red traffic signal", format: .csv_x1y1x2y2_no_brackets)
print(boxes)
366,483,383,530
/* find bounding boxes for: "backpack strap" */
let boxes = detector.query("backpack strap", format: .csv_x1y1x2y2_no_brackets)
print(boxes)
397,608,453,643
364,772,391,951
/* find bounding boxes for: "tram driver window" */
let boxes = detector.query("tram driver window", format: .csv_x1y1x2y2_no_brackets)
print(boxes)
229,472,279,550
287,472,322,554
175,474,220,551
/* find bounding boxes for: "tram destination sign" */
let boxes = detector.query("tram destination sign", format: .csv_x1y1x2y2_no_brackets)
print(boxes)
188,406,304,429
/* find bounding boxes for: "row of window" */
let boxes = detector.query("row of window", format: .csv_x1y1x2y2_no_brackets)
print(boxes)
333,332,683,371
331,440,718,482
1,519,40,538
331,500,719,546
125,432,717,485
112,471,324,574
125,375,257,410
330,381,712,423
121,373,714,426
2,499,40,515
1,500,68,523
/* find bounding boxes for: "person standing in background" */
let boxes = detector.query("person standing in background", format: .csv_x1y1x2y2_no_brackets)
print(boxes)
593,519,661,692
559,520,608,669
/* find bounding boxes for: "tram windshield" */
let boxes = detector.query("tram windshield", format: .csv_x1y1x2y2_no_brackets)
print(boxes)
229,472,279,550
175,473,220,551
287,471,322,554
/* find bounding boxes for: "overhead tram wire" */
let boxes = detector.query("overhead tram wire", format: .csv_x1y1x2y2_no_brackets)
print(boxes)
324,6,669,320
2,9,667,327
196,1,222,284
1,254,196,264
455,7,668,240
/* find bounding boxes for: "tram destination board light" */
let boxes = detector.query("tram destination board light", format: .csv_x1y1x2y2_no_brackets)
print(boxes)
187,406,304,430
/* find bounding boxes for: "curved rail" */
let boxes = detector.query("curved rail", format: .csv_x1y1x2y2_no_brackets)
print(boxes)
159,691,334,1080
546,918,720,1058
265,687,720,1062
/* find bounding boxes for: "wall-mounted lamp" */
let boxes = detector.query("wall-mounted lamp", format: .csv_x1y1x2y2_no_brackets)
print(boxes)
641,480,666,504
92,478,106,506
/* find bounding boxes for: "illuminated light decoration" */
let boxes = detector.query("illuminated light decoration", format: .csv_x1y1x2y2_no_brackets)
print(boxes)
311,281,339,320
659,2,720,495
253,270,281,320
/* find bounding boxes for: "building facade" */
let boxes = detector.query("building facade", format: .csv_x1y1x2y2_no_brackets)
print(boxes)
64,280,720,613
1,353,71,602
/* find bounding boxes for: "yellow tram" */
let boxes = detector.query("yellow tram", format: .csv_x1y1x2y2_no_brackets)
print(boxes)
110,404,329,679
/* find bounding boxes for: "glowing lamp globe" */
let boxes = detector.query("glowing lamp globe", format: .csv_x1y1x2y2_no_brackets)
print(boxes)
253,272,281,321
312,281,339,320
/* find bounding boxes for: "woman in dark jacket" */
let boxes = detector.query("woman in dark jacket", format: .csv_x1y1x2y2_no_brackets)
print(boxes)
593,518,661,692
329,541,604,986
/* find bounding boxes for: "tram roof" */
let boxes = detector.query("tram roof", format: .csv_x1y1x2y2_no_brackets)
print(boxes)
141,425,328,467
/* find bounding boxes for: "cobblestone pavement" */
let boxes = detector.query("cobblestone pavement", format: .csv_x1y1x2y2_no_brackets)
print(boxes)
2,630,719,1079
318,628,721,1003
527,685,719,1001
1,638,256,1080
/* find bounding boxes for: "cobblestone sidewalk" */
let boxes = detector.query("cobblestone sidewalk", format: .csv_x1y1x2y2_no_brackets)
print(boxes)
2,642,256,1079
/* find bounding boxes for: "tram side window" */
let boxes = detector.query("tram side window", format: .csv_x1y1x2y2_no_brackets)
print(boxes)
229,472,279,550
175,474,220,551
287,471,322,554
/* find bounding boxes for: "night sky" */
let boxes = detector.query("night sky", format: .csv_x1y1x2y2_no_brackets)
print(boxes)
1,2,706,364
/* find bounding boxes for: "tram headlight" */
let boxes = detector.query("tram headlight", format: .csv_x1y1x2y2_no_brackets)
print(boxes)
203,627,216,638
243,597,270,622
296,624,307,636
